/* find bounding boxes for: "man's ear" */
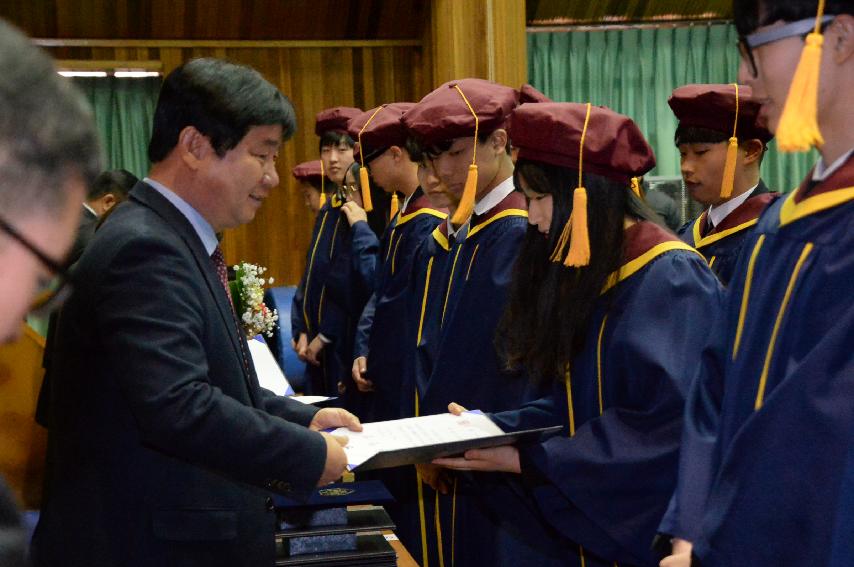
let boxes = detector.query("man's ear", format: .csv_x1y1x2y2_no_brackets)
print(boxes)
100,193,117,213
741,139,765,166
831,14,854,64
389,145,404,162
489,129,509,156
178,126,211,170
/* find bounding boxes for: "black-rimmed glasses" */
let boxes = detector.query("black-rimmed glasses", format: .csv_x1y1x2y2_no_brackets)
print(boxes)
737,15,835,78
0,216,73,316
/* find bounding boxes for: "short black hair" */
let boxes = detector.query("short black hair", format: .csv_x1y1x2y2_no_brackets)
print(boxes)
0,19,102,218
734,0,853,35
404,136,425,164
674,125,767,162
87,169,138,201
318,130,355,154
410,126,511,160
148,58,296,163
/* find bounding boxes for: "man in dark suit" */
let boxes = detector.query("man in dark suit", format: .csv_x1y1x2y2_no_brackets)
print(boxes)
0,18,102,566
67,169,137,264
33,58,359,567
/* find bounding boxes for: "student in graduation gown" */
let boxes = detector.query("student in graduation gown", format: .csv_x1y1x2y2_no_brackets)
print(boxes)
291,160,326,215
303,162,381,399
290,107,361,394
668,83,778,285
659,1,854,565
434,102,723,567
401,78,550,567
330,103,445,559
348,103,447,422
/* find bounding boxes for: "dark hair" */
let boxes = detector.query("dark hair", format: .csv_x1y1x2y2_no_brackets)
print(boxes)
409,126,512,160
496,159,661,384
0,20,102,218
674,125,767,162
405,136,426,164
734,0,853,35
319,130,355,153
148,58,296,163
87,169,138,201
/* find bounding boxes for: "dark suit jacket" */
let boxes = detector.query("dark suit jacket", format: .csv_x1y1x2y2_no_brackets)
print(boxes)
67,205,98,265
32,182,328,567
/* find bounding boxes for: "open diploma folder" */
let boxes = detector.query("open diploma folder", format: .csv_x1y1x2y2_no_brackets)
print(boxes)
330,412,561,472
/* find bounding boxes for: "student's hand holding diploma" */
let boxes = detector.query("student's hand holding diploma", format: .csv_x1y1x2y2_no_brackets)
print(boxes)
431,402,521,474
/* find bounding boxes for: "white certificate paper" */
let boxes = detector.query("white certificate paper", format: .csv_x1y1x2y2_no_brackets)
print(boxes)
246,337,294,396
330,412,504,470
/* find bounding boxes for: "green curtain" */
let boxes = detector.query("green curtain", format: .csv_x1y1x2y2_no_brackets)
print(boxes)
73,76,161,179
527,24,817,192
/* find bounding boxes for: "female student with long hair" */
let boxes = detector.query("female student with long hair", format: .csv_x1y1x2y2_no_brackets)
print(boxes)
435,102,723,567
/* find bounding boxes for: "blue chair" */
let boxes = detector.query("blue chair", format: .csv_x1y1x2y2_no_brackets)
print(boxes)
264,286,307,392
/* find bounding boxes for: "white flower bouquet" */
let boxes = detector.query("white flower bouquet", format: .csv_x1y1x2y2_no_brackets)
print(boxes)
229,262,279,338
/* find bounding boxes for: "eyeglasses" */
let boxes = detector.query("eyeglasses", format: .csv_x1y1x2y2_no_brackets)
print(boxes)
0,216,73,316
738,16,835,78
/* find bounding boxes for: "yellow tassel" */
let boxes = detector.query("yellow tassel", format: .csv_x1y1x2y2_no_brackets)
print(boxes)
359,166,373,212
564,187,590,267
776,32,825,152
451,164,477,225
720,136,739,199
390,192,400,221
320,160,326,196
549,214,573,262
319,191,327,208
630,177,643,199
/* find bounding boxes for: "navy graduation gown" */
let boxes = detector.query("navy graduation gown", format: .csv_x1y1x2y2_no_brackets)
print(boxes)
317,201,380,398
291,198,379,395
351,188,445,422
686,156,854,566
489,222,723,567
344,192,444,558
291,202,338,394
421,189,539,415
677,181,777,285
421,189,557,567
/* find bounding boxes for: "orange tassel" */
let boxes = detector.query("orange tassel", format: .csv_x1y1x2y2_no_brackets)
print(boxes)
564,187,590,267
630,177,643,199
318,191,327,208
720,136,739,199
359,166,373,212
550,214,573,262
451,164,477,225
389,192,400,221
776,32,825,152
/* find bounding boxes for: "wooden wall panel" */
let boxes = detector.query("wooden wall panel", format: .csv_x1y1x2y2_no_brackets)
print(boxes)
428,0,527,87
38,40,425,286
1,0,428,40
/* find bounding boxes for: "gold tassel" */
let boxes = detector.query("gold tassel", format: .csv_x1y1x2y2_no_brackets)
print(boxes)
720,136,739,199
776,32,825,152
389,192,400,221
450,84,480,227
320,160,326,198
357,106,386,213
451,164,477,225
776,0,827,152
318,191,327,208
630,177,643,199
549,214,573,262
359,166,373,212
564,187,590,267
